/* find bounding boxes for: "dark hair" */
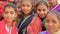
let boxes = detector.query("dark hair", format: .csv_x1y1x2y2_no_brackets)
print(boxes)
35,0,48,8
4,3,17,12
15,0,22,5
47,10,60,20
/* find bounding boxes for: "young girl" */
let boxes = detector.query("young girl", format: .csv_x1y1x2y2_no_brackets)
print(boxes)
35,0,49,31
16,1,22,20
0,3,17,34
18,0,42,34
47,0,60,12
15,1,22,27
40,10,60,34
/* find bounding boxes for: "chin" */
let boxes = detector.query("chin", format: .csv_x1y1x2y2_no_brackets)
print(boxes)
5,19,13,23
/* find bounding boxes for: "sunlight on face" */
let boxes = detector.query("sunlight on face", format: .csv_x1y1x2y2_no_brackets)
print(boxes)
22,0,32,15
36,3,48,18
3,7,16,23
45,13,60,34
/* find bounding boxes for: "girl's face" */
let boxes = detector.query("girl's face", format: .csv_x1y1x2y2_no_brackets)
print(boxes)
22,0,32,15
36,4,48,18
16,3,22,16
3,7,17,23
45,13,60,34
47,0,57,6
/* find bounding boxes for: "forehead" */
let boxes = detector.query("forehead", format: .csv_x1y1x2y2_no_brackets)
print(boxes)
4,7,15,12
46,13,58,20
37,4,47,9
22,0,32,4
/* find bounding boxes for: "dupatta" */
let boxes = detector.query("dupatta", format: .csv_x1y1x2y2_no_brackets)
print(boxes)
18,12,34,34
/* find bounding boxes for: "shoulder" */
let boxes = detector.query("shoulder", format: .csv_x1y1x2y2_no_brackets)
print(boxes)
32,15,41,21
31,15,42,26
33,15,42,23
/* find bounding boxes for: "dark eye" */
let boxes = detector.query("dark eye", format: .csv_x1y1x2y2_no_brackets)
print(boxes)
27,5,30,7
18,7,21,9
38,9,41,11
10,12,14,14
10,11,14,14
43,9,46,11
22,4,25,7
52,20,57,24
4,11,8,14
45,19,50,23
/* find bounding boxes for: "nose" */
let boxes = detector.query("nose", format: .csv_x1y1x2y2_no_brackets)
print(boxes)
40,11,44,15
49,22,53,27
7,13,11,17
24,6,27,10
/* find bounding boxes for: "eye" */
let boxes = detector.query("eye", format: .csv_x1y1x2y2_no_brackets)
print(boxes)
27,5,30,7
18,7,21,9
10,11,14,14
38,9,41,11
52,20,57,24
45,19,50,23
22,4,25,7
43,9,46,12
4,11,8,14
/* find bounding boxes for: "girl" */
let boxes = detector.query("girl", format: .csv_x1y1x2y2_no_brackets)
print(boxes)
18,0,42,34
15,1,22,27
0,3,17,34
47,0,60,12
40,10,60,34
35,0,49,31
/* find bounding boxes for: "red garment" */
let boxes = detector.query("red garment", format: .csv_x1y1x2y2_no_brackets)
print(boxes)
0,1,7,18
27,16,42,34
0,19,17,34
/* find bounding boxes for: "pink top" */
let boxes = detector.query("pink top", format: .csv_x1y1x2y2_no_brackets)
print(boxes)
27,16,42,34
0,19,17,34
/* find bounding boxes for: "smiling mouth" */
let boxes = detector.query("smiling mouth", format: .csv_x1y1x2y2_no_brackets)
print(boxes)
47,27,53,30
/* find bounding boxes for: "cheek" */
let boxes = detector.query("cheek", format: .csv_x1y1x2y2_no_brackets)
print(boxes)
45,23,49,28
44,10,48,15
44,12,47,15
3,14,7,18
12,14,16,18
22,7,24,11
54,23,60,29
28,7,32,10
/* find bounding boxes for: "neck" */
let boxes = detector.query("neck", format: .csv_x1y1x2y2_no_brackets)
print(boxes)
24,14,30,18
6,22,12,29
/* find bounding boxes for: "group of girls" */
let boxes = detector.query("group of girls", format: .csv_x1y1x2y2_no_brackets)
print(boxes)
0,0,60,34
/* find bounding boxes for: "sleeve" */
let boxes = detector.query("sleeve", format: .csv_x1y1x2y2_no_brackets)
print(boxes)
27,16,42,34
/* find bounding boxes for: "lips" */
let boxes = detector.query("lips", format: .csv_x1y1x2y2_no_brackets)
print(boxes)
39,15,45,18
47,27,53,31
